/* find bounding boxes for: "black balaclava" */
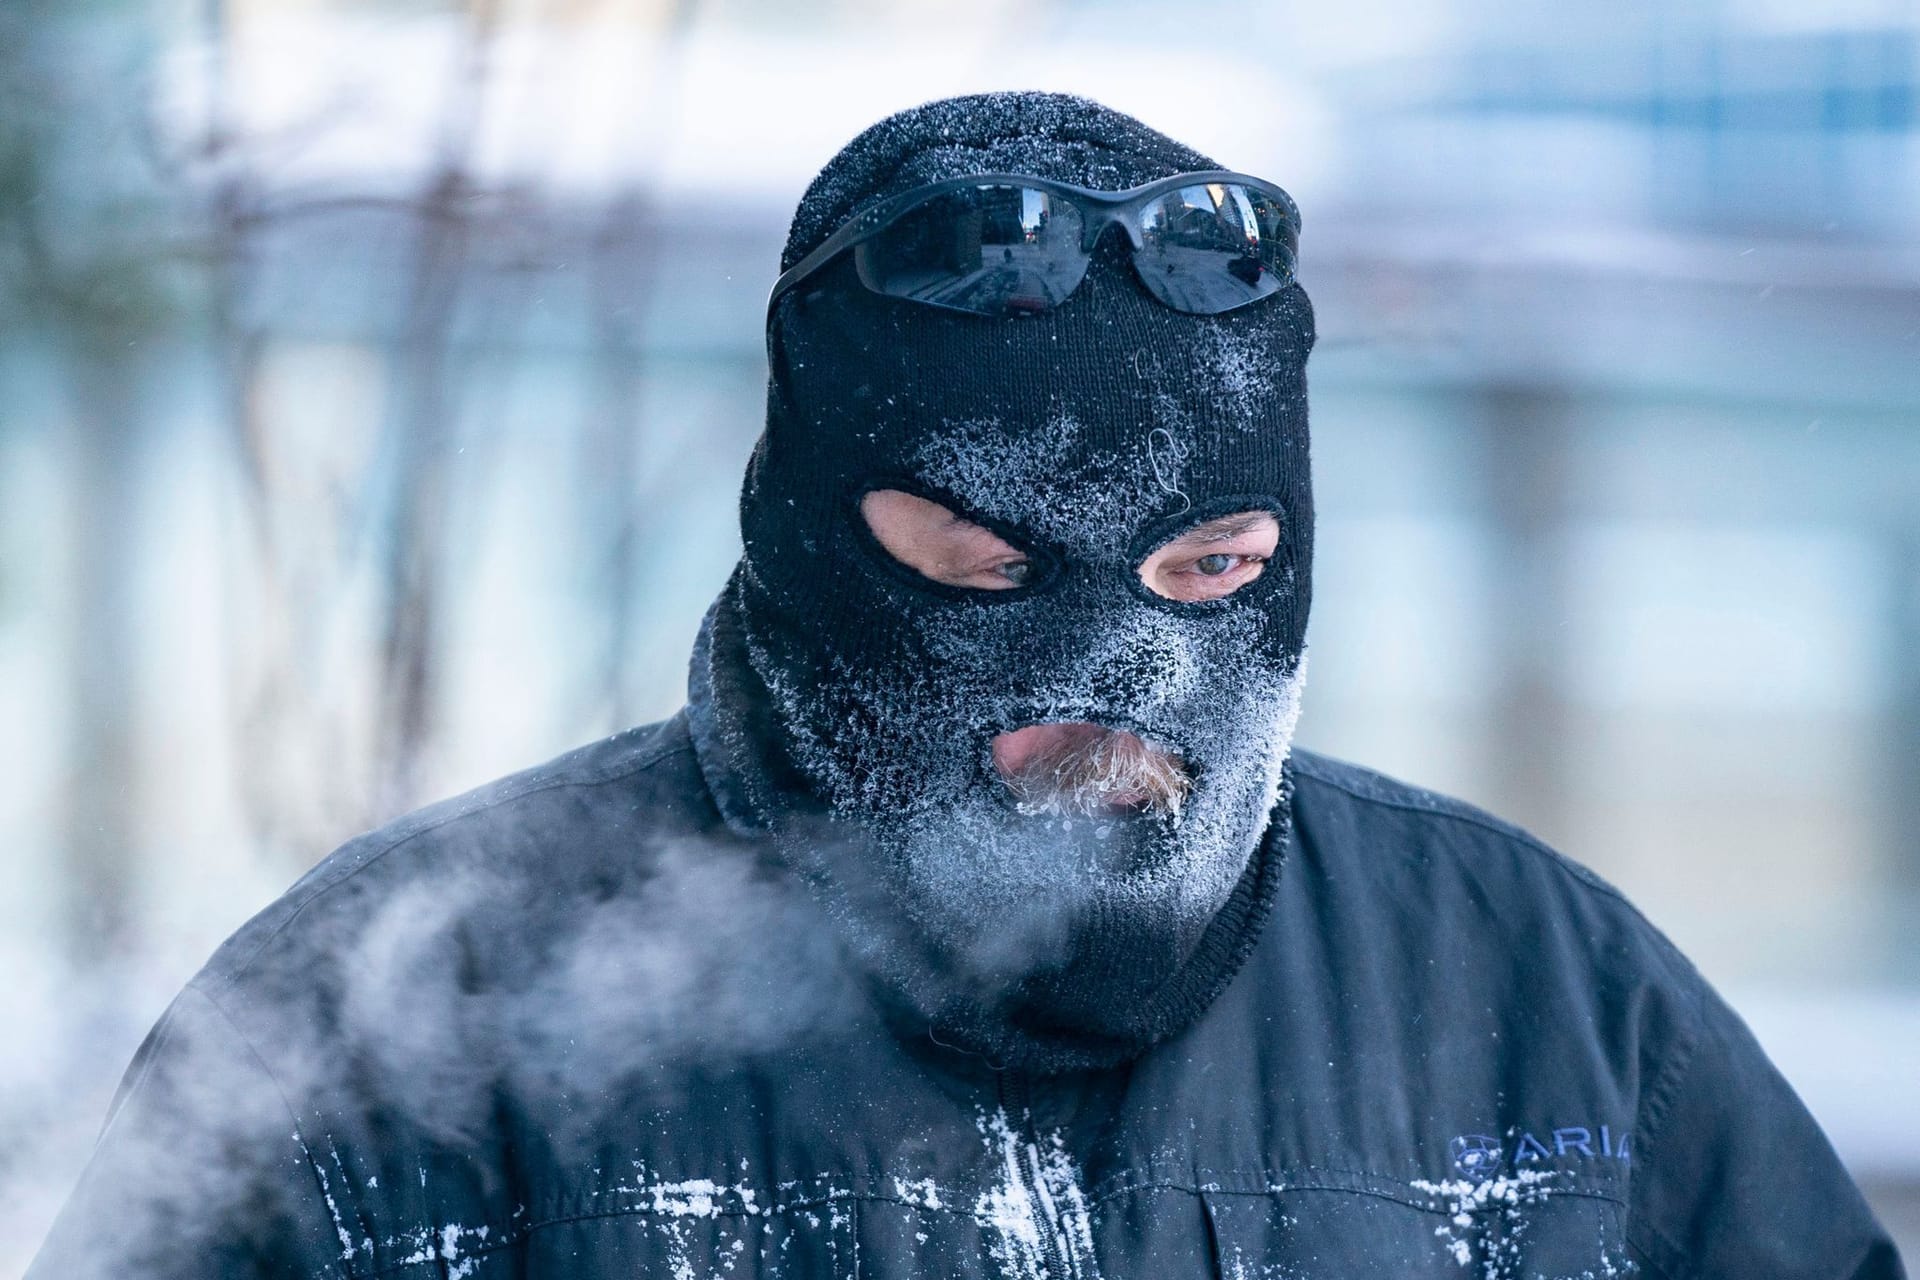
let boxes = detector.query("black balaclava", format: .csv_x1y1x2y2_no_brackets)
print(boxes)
694,91,1315,1074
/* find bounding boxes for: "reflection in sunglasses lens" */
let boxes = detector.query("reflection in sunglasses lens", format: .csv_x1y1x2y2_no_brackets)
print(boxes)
846,181,1292,318
1135,184,1292,314
855,185,1090,316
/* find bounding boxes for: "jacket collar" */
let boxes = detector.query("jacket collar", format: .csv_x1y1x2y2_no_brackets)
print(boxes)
685,582,773,839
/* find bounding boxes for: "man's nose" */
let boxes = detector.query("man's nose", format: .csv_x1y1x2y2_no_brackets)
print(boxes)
1011,606,1198,712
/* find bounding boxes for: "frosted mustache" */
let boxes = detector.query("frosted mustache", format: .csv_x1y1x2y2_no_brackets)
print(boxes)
1002,727,1193,820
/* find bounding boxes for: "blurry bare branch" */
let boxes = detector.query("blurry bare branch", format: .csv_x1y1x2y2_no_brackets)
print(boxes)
369,0,503,817
1,0,179,966
11,0,701,878
190,0,553,842
581,0,700,729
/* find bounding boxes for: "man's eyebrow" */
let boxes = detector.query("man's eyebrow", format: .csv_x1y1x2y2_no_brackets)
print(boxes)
942,510,999,537
939,507,1024,549
1172,511,1276,544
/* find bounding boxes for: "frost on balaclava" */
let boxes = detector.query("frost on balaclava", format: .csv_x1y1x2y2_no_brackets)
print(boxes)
695,91,1315,1075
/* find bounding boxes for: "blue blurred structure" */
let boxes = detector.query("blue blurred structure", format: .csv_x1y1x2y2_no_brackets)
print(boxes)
0,0,1915,1265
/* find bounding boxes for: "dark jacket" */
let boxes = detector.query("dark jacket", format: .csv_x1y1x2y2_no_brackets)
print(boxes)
29,695,1905,1278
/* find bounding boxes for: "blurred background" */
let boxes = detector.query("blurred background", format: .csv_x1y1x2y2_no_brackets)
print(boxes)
2,0,1917,1267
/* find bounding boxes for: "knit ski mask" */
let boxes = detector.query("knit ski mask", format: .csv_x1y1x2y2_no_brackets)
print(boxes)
703,92,1315,1072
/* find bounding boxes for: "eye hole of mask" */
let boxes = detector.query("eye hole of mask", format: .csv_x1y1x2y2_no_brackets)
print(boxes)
1135,510,1279,603
859,489,1036,591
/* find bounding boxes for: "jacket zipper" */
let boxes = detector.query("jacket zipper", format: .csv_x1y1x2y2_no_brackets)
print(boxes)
997,1071,1078,1280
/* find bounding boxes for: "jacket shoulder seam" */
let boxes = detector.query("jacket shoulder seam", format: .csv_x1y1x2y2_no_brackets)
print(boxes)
1290,757,1719,1280
212,737,696,989
91,994,194,1153
181,982,352,1278
1290,753,1638,912
1618,954,1714,1280
1290,752,1713,1053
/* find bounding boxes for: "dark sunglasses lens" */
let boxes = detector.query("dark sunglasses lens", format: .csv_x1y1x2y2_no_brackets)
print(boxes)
1135,183,1296,314
853,185,1089,317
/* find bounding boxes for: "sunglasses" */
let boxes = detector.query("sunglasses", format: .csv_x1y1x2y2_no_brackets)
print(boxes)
768,170,1300,323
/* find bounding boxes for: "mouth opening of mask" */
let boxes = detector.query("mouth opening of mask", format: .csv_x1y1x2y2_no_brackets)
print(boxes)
990,721,1194,820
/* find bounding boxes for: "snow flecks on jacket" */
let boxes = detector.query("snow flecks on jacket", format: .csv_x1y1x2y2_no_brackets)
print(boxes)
297,1134,367,1264
975,1108,1101,1280
1216,1243,1312,1280
1408,1169,1632,1278
604,1167,765,1220
394,1223,490,1279
607,1165,778,1277
1412,1169,1558,1273
892,1176,945,1211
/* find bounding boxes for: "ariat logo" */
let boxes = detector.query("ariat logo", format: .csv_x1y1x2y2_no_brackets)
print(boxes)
1449,1125,1631,1175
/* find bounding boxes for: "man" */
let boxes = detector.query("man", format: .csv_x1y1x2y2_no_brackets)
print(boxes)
30,91,1905,1278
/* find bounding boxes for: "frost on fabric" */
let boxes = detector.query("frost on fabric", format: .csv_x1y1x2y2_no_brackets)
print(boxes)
1214,1244,1318,1280
1408,1171,1632,1279
304,1136,362,1264
1411,1170,1557,1275
381,1164,802,1279
749,595,1305,1014
607,1167,771,1280
265,832,871,1278
393,1222,491,1280
606,1171,762,1219
914,413,1187,561
974,1108,1100,1280
741,84,1314,1066
1137,323,1294,440
892,1176,945,1211
746,393,1307,1001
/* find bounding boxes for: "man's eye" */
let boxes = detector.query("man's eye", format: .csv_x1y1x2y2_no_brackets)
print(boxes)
995,559,1034,587
1194,553,1237,577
